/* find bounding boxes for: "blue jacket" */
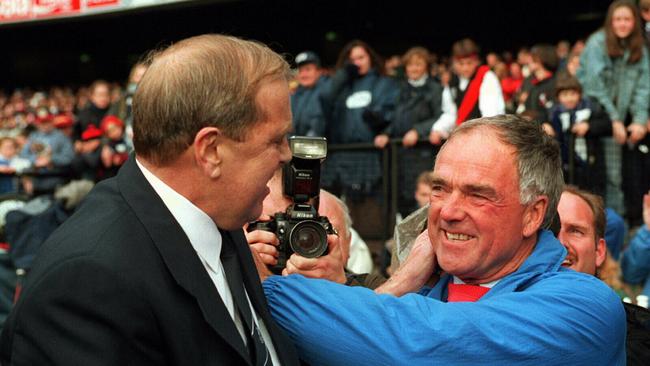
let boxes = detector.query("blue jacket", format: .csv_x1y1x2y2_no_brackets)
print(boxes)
20,130,74,167
323,68,398,143
319,68,398,192
577,30,650,124
264,230,626,365
291,76,330,137
621,226,650,297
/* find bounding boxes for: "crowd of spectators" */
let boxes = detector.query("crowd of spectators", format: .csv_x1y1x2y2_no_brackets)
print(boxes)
0,62,147,197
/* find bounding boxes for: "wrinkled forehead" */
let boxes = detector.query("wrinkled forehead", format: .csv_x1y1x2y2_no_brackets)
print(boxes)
435,128,519,188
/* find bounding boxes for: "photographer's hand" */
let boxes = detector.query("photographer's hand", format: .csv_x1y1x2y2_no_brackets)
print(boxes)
283,234,346,284
244,215,279,266
375,230,438,296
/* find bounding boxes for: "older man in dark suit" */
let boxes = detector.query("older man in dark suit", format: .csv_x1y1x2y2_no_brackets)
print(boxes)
0,34,299,366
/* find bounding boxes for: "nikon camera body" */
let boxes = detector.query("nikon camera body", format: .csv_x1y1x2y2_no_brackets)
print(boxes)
247,136,336,274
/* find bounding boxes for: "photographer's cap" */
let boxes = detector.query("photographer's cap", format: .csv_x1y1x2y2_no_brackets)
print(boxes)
295,51,321,68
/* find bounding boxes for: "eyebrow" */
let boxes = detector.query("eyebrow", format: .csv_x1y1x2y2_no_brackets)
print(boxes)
430,177,447,187
464,184,498,198
563,222,590,233
430,176,498,199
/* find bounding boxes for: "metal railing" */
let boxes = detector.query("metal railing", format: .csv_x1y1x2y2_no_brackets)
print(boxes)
324,138,440,241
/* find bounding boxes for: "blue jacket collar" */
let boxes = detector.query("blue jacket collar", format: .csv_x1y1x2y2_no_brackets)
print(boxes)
427,230,567,301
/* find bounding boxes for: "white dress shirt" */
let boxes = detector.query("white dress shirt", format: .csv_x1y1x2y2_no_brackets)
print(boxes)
136,159,280,365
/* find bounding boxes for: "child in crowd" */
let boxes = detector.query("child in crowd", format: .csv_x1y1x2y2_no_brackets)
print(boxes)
545,73,609,195
53,114,74,138
414,170,434,208
0,137,31,194
100,115,129,178
72,125,104,181
516,44,558,123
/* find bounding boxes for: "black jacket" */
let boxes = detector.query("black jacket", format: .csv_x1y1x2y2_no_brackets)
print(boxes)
385,77,443,137
0,157,299,366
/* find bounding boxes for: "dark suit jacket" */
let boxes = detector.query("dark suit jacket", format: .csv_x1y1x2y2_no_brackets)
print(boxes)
0,157,299,365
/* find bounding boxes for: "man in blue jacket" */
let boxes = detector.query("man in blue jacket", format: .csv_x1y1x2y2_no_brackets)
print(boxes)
622,191,650,297
259,114,626,365
291,51,329,137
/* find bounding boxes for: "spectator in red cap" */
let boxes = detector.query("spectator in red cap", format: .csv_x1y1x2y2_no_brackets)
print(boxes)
53,114,74,138
100,115,129,178
71,125,104,181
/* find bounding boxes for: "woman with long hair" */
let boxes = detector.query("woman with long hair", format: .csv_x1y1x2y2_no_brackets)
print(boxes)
320,40,397,202
577,0,650,223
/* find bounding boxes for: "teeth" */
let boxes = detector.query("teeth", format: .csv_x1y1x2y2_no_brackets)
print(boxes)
445,231,473,241
561,259,573,266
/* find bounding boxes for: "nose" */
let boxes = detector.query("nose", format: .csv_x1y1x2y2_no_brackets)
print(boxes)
438,191,467,223
557,231,570,250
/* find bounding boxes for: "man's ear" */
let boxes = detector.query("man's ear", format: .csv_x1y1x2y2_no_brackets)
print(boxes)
595,238,607,268
193,127,223,179
522,196,548,238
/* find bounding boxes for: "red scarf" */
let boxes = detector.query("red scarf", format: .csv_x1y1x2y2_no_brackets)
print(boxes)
455,65,491,125
447,283,490,302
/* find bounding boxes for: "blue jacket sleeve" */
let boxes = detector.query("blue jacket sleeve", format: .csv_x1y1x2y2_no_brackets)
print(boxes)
629,48,650,124
621,226,650,284
50,134,75,166
263,274,625,366
370,77,398,130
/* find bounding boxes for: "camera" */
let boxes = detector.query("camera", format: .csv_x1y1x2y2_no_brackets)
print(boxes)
248,136,336,274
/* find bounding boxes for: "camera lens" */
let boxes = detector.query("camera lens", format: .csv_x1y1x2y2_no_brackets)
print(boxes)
289,220,328,258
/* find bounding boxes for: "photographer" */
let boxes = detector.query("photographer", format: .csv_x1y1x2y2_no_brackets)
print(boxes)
246,141,373,283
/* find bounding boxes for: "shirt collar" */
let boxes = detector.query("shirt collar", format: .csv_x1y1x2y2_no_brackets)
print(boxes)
408,75,428,87
136,158,222,270
452,276,499,288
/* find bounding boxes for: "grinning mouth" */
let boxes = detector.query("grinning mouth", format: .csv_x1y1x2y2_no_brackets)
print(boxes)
562,253,576,267
444,230,475,241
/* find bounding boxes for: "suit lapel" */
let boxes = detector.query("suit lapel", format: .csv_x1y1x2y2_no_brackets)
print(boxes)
116,157,251,364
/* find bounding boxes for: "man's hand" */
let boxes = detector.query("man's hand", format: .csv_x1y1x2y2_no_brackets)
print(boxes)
34,155,51,168
429,130,444,145
283,233,346,284
571,122,590,137
628,123,647,144
374,134,390,149
375,230,437,296
244,215,279,266
541,123,555,137
612,120,627,145
402,129,419,147
643,192,650,229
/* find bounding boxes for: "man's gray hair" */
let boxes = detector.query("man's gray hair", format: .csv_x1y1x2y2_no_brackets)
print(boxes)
443,114,563,229
326,191,353,241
